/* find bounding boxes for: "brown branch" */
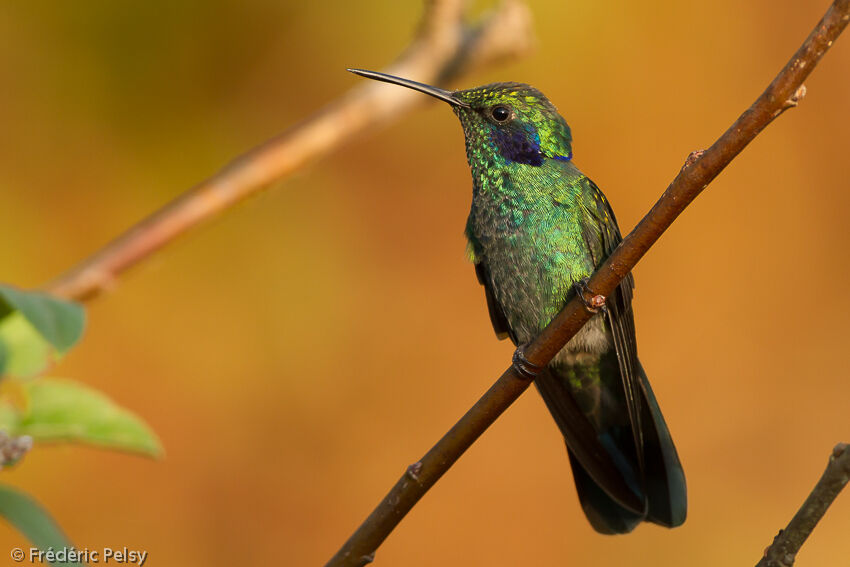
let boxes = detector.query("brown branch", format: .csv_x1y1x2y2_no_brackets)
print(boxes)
325,1,850,565
42,0,534,302
757,443,850,567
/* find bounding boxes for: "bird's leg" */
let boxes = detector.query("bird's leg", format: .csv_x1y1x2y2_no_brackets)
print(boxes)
512,345,544,380
573,278,607,314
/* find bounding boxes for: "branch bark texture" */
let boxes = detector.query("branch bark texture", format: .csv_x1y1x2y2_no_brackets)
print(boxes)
757,443,850,567
325,1,850,565
43,0,533,302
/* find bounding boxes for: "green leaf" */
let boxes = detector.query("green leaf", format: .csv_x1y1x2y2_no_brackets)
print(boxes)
0,339,6,375
0,286,85,354
0,484,82,567
0,379,163,458
0,314,53,378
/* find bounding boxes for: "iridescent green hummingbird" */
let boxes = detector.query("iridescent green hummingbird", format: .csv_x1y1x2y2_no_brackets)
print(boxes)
348,68,686,534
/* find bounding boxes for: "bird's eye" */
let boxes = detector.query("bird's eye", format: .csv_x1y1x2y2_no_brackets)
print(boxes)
491,105,511,122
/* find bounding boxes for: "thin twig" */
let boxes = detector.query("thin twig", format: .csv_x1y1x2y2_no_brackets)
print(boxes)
757,443,850,567
325,1,850,565
43,0,533,302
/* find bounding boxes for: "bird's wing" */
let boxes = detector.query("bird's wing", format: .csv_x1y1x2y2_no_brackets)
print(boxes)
467,222,514,342
474,262,514,342
577,175,644,462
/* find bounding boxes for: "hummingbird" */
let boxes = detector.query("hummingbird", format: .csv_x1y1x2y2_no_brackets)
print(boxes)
348,68,686,534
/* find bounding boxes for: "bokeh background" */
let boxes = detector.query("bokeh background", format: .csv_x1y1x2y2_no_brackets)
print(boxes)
1,1,849,565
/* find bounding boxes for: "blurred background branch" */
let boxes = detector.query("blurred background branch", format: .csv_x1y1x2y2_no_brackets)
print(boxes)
757,443,850,567
326,0,850,564
43,0,534,302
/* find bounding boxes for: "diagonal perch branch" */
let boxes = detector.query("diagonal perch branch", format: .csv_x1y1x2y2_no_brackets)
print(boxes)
43,0,534,302
757,443,850,567
325,1,850,565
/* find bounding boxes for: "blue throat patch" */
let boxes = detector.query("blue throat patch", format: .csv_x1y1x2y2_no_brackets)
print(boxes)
493,126,571,166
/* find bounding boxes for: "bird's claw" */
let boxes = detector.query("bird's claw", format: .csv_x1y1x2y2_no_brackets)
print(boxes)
574,278,607,314
512,345,544,380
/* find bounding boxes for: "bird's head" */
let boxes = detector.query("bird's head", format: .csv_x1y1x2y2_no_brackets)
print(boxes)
348,69,573,167
452,82,572,166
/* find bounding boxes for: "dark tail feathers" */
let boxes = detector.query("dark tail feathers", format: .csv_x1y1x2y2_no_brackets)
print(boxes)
536,363,686,534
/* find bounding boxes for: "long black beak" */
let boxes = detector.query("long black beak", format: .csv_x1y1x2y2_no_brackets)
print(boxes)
347,68,469,108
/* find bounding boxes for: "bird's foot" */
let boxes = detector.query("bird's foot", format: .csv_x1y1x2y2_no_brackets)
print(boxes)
573,278,607,314
512,345,544,380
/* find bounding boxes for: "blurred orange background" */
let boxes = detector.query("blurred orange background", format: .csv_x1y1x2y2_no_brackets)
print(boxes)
1,1,849,565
